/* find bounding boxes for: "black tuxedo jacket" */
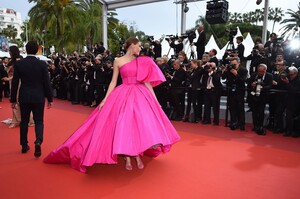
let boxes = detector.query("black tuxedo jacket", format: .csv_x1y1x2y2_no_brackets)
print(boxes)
247,72,273,96
170,68,186,88
10,56,53,103
202,71,223,91
188,67,203,90
195,30,206,49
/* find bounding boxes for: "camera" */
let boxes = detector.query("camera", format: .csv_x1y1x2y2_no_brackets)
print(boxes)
147,36,154,42
275,37,283,47
227,28,237,42
165,35,178,43
204,63,215,71
280,71,288,79
227,64,236,70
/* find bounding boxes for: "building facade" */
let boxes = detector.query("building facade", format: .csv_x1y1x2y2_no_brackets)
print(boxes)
0,7,22,39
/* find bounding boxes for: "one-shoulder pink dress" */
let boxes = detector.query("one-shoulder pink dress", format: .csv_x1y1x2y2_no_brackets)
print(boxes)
44,56,180,172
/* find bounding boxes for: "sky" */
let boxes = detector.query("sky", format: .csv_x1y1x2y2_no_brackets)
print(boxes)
0,0,299,40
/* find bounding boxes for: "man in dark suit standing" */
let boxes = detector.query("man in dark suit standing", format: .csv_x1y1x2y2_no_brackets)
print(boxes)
194,25,206,60
166,59,187,120
222,57,248,130
10,41,53,157
202,62,223,125
247,64,273,135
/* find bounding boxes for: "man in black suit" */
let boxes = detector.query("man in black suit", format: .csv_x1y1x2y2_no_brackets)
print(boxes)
202,62,223,125
247,64,273,135
194,25,206,60
222,57,248,130
10,41,53,157
236,36,245,62
208,48,219,66
166,59,187,120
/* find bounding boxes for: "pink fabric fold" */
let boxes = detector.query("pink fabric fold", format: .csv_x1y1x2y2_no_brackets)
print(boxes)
136,56,166,87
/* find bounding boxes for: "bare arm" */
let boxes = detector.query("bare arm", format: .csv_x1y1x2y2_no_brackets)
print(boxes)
98,59,120,110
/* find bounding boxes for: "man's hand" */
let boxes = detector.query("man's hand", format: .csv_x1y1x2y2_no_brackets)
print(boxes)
230,69,238,76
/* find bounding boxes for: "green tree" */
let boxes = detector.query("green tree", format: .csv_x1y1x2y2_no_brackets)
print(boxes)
28,0,76,52
280,3,300,38
229,12,242,24
269,7,284,33
74,0,103,50
2,25,18,40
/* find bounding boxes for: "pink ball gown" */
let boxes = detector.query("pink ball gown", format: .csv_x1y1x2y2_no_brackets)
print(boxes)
44,56,180,172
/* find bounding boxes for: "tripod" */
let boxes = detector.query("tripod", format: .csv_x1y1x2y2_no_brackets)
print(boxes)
225,39,235,51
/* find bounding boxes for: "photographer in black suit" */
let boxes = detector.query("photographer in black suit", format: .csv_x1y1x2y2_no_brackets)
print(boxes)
247,64,273,135
166,59,187,120
194,25,206,60
168,36,184,56
183,59,203,123
222,57,248,131
10,41,53,157
281,66,300,137
202,62,223,125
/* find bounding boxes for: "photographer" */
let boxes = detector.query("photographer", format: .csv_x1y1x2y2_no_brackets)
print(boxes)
236,36,245,63
270,60,289,133
264,33,284,61
222,57,248,130
247,48,271,75
183,59,204,123
247,64,273,135
154,57,171,114
140,43,154,58
281,66,300,137
167,36,184,56
57,59,70,100
194,25,206,60
202,62,222,125
166,59,187,121
208,49,219,66
148,36,162,59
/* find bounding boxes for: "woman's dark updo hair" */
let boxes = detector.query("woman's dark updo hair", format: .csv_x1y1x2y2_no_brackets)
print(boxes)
9,46,21,61
124,37,139,50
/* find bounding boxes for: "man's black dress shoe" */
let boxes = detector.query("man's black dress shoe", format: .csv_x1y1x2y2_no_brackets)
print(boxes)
22,145,30,153
240,126,245,131
34,143,41,158
230,125,237,130
256,127,266,135
202,120,211,125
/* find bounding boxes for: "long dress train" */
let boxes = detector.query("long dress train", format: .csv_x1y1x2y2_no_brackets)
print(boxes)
44,56,180,172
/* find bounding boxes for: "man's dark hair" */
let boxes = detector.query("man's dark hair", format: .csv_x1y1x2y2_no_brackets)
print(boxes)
26,41,38,55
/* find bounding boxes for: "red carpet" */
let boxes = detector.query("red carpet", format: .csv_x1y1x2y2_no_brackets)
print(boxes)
0,98,300,199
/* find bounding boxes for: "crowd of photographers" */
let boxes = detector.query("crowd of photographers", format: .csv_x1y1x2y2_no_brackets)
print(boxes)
145,32,300,137
2,32,299,138
44,33,300,138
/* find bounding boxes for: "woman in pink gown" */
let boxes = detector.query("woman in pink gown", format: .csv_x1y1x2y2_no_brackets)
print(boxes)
44,37,180,172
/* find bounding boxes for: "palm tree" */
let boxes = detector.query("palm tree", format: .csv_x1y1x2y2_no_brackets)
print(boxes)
250,9,264,25
229,12,242,24
74,0,103,50
28,0,75,51
269,7,284,33
2,25,18,40
242,13,251,23
280,3,300,38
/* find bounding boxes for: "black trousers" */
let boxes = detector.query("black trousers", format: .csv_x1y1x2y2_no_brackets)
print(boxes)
185,89,202,120
203,89,221,123
251,96,266,128
228,91,245,127
171,88,185,119
19,102,45,146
